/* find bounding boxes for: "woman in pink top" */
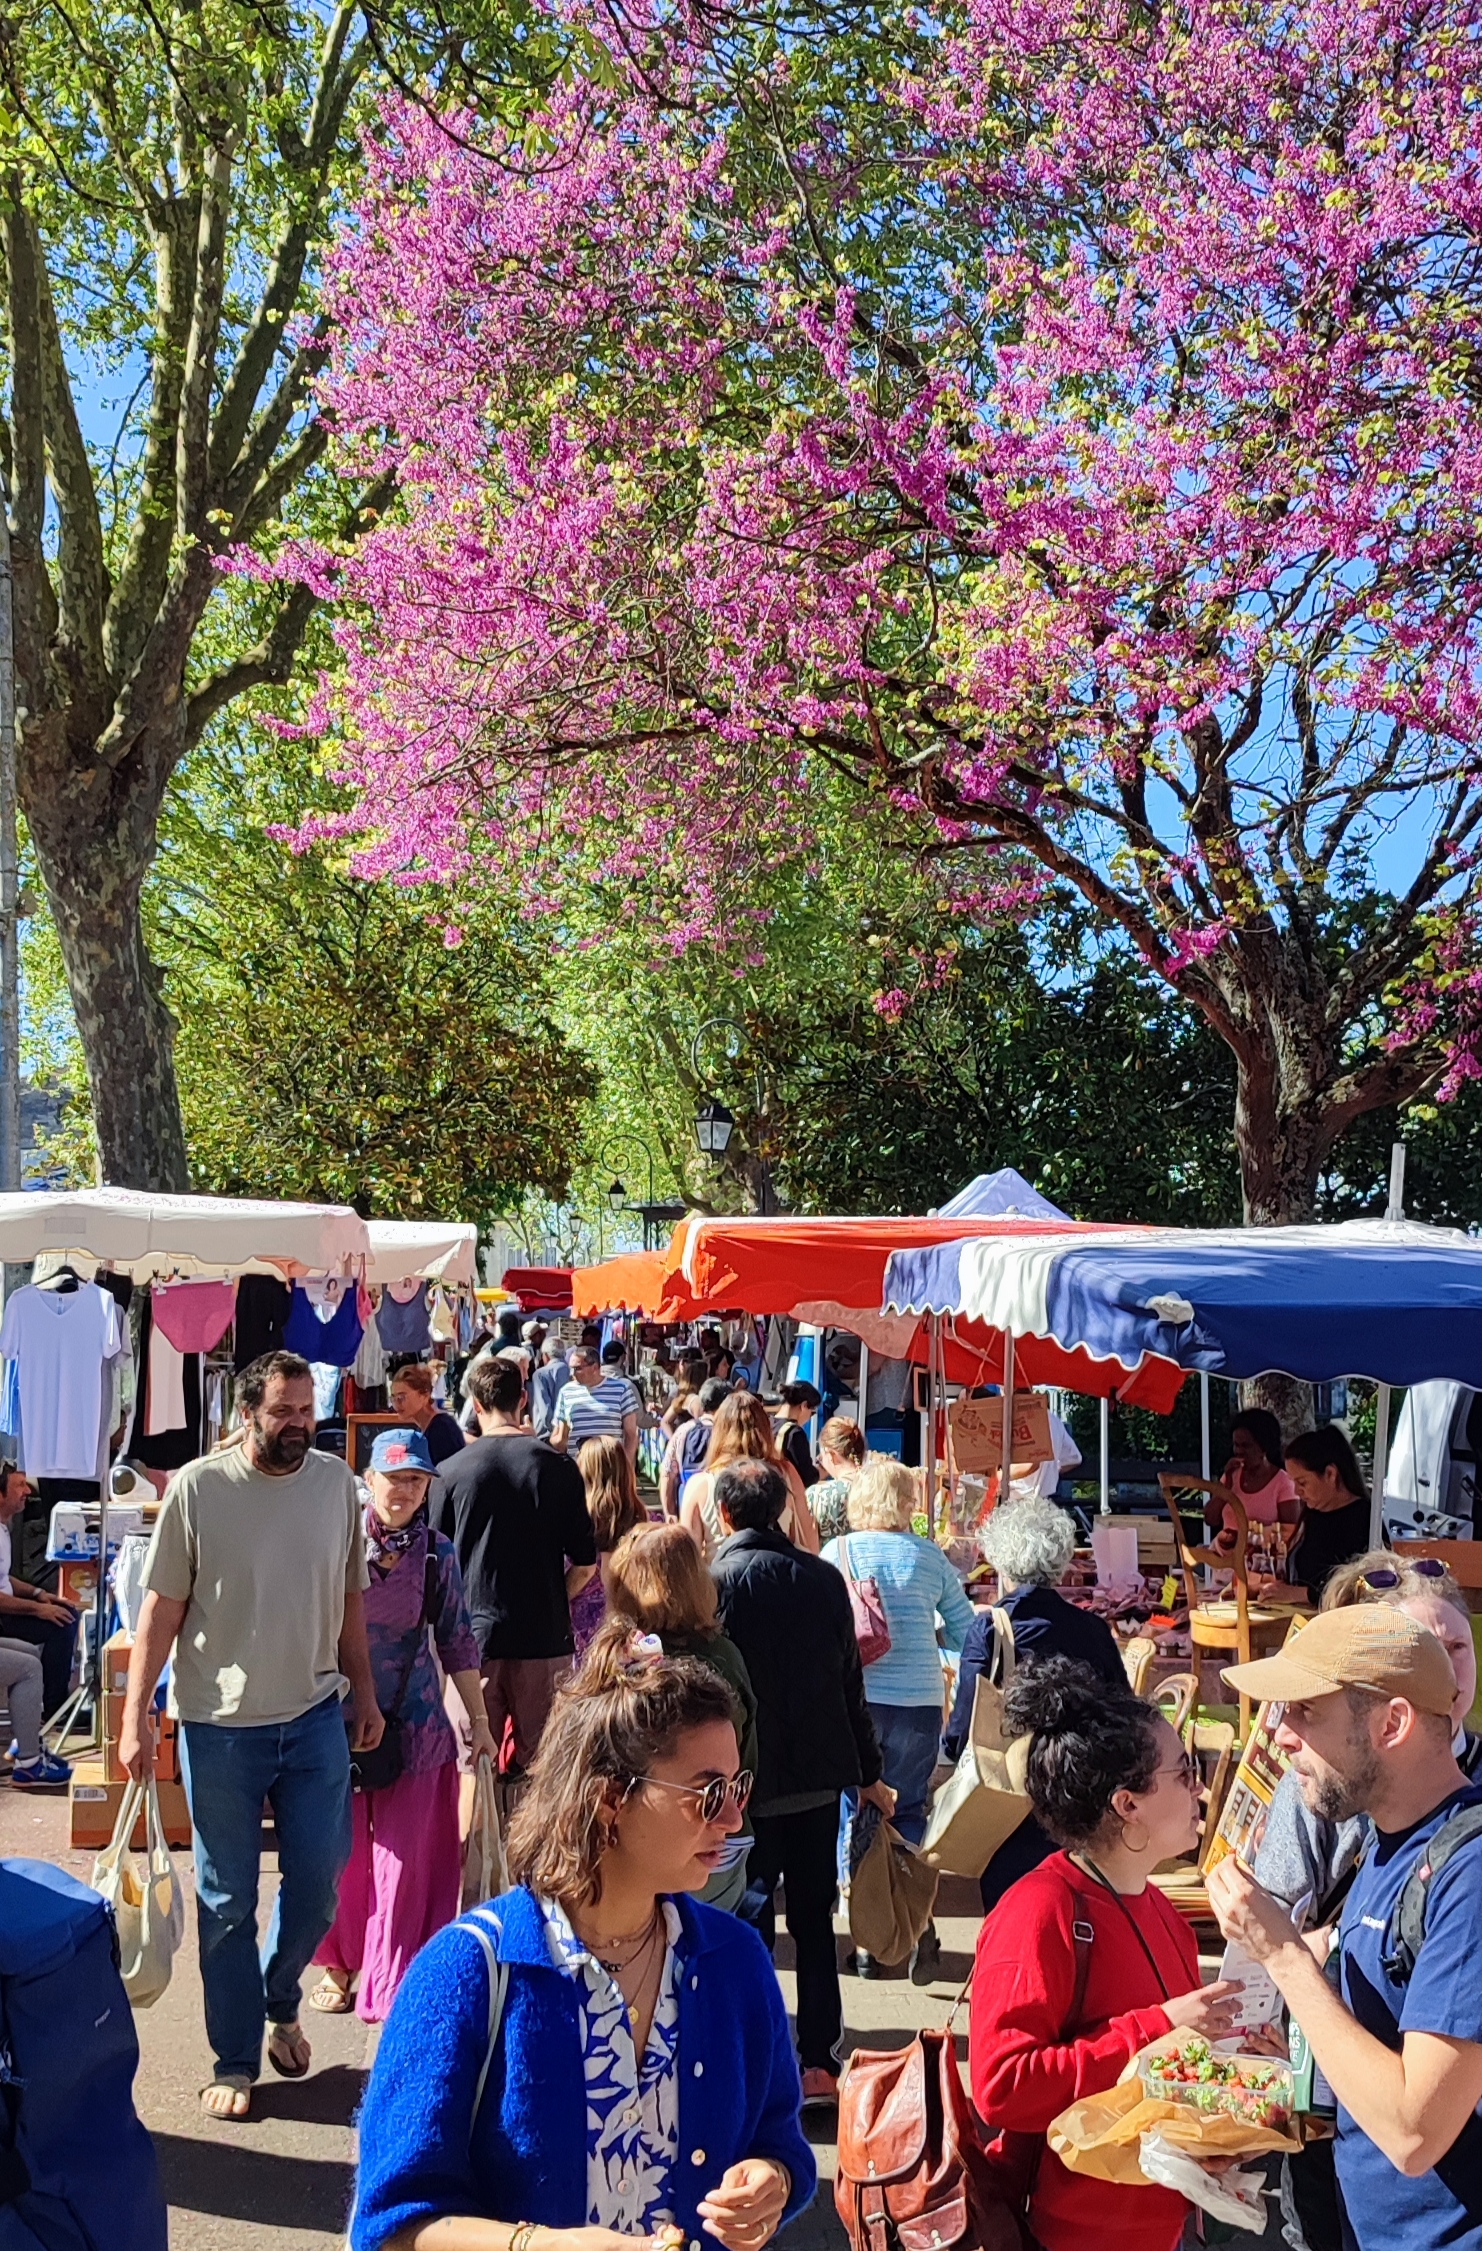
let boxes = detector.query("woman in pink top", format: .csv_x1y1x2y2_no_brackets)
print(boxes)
1205,1407,1301,1534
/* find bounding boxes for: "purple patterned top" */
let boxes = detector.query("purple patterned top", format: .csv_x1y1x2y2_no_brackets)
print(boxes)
365,1521,480,1775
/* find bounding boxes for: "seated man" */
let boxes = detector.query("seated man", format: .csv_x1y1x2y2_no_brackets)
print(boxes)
0,1464,80,1722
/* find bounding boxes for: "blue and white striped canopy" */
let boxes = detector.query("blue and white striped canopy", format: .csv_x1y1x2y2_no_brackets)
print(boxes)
882,1219,1482,1387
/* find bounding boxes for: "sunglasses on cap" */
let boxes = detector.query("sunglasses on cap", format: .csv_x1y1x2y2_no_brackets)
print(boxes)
1358,1557,1448,1593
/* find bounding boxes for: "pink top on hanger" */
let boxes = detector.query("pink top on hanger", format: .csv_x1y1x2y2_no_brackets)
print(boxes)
152,1277,238,1357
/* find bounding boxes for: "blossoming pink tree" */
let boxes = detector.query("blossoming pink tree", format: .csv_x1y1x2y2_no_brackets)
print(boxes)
294,0,1482,1222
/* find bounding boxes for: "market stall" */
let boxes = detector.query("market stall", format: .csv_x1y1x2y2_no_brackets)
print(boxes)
0,1183,370,1277
655,1212,1185,1406
884,1215,1482,1542
365,1219,478,1289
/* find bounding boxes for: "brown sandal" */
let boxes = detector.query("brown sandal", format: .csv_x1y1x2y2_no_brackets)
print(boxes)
308,1975,353,2014
266,2021,312,2077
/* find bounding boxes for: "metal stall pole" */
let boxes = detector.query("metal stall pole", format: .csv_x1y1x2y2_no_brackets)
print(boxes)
1200,1372,1211,1481
1099,1395,1110,1515
1000,1331,1016,1507
1369,1138,1406,1545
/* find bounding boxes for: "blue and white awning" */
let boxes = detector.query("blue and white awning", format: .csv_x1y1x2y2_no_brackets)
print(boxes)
883,1219,1482,1387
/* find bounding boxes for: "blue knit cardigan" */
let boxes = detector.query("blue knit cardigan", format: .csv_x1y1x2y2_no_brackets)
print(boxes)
350,1885,818,2251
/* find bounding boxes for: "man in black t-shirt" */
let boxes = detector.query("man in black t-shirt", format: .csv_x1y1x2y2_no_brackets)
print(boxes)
432,1354,595,1774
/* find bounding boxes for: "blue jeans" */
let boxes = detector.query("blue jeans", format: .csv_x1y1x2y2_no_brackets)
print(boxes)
869,1701,944,1848
179,1693,353,2078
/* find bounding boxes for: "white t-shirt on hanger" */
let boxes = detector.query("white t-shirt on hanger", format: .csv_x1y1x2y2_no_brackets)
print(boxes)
0,1283,127,1482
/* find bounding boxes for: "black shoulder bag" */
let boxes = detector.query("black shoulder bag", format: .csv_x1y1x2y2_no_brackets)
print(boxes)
350,1546,438,1794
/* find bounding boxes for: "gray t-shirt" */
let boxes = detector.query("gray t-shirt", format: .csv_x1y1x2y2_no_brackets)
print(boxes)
142,1443,369,1726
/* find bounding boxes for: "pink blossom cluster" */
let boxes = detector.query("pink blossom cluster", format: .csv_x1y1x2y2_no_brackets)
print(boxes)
266,0,1482,1070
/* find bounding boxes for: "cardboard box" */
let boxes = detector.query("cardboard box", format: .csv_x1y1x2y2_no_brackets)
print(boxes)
101,1629,133,1697
69,1762,192,1852
100,1699,177,1784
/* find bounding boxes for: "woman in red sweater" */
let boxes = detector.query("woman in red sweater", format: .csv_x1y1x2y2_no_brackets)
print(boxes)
969,1659,1243,2251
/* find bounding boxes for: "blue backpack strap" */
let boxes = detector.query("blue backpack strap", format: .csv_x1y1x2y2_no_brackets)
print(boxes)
460,1906,508,2131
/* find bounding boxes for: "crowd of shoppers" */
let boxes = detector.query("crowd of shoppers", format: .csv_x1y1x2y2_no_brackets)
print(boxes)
104,1339,1482,2251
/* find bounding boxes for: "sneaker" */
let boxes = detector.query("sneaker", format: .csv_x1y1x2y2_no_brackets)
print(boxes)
10,1750,71,1793
854,1949,887,1979
910,1922,942,1986
800,2067,839,2108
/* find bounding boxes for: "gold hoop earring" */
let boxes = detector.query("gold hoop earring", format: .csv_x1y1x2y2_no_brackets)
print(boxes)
1120,1820,1151,1855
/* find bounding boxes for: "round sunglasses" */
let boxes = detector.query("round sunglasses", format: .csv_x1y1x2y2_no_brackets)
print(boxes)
630,1770,755,1823
1358,1558,1448,1593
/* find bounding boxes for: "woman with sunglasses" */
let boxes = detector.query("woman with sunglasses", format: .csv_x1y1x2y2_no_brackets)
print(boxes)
969,1659,1245,2251
1251,1547,1479,2251
351,1617,815,2251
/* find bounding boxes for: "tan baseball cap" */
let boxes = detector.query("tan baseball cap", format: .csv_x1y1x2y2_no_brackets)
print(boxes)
1222,1605,1457,1717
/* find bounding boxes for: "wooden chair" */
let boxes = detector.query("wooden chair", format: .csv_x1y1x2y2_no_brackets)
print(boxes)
1159,1474,1295,1737
1152,1716,1239,1923
1151,1670,1199,1735
1121,1636,1157,1695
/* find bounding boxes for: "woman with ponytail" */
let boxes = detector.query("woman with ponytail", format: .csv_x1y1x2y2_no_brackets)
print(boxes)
969,1660,1246,2251
351,1618,815,2251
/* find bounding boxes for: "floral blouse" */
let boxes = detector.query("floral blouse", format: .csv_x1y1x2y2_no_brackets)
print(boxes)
541,1895,682,2231
809,1475,853,1544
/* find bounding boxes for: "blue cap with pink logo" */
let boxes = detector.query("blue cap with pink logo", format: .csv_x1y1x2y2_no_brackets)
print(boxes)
367,1427,436,1476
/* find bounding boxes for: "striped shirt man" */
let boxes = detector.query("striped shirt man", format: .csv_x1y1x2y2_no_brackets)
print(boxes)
551,1352,640,1461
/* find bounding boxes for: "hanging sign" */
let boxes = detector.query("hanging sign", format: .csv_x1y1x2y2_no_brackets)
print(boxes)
950,1391,1053,1471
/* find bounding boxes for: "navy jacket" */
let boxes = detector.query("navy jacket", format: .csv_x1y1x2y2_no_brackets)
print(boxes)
350,1884,817,2251
711,1525,882,1804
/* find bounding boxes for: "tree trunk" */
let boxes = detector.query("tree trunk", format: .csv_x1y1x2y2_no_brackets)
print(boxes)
26,750,189,1191
1233,1054,1323,1436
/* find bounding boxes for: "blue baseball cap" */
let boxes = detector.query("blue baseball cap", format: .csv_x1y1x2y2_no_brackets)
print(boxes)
367,1427,436,1477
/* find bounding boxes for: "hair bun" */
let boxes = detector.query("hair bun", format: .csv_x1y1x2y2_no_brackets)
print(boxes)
1003,1654,1118,1742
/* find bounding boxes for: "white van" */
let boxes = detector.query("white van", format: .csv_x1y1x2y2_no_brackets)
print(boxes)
1386,1380,1482,1540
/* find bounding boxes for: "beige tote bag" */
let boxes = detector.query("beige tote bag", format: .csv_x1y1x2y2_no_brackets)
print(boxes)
91,1775,185,2008
461,1758,510,1909
920,1608,1032,1877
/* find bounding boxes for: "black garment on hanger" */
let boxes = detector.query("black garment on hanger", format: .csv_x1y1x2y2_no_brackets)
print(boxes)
233,1273,293,1372
95,1271,134,1315
130,1293,203,1472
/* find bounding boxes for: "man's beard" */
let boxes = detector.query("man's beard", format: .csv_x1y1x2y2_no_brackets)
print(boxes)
253,1424,311,1470
1298,1707,1382,1823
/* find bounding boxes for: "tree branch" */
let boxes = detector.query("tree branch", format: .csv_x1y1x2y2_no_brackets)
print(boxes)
175,136,234,539
28,205,110,694
184,470,395,746
1,171,60,697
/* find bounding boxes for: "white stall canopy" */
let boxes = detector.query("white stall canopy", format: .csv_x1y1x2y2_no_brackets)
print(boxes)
364,1219,478,1289
1,1186,370,1280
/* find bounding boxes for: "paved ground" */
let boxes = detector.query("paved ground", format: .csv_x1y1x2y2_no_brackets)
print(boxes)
0,1784,982,2251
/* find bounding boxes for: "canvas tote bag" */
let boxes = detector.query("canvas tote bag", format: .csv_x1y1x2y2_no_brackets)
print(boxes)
91,1775,184,2008
920,1608,1032,1877
461,1757,511,1909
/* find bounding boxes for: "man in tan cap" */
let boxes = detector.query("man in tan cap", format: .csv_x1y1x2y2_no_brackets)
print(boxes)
1206,1605,1482,2250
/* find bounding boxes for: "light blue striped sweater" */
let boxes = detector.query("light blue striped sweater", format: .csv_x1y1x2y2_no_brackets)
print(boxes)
820,1529,977,1707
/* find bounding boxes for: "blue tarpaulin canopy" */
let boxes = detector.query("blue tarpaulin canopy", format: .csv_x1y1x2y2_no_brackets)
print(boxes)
883,1218,1482,1388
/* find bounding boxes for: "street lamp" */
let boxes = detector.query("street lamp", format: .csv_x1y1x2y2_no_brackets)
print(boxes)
607,1177,628,1214
693,1098,735,1158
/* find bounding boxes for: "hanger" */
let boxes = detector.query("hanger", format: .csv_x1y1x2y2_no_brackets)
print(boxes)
37,1262,82,1294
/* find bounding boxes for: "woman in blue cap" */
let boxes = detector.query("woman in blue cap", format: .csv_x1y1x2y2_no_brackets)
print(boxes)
310,1426,496,2020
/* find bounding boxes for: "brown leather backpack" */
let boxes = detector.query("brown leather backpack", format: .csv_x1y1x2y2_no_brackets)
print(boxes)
834,1895,1094,2251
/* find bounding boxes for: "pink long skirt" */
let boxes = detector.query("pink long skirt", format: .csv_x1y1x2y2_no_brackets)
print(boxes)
314,1758,462,2022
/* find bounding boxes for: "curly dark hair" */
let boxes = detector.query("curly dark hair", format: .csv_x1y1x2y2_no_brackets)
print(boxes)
1003,1656,1162,1847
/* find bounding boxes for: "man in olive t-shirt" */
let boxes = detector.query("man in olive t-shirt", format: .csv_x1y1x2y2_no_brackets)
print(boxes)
120,1350,381,2119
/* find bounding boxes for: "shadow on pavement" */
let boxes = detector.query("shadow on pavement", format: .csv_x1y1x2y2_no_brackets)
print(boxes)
153,2131,354,2231
251,2061,369,2127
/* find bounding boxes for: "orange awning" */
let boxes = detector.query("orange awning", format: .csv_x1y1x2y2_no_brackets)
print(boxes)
657,1214,1184,1410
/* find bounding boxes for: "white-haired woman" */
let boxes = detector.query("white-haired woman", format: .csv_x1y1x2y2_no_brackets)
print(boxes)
821,1457,975,1978
946,1495,1127,1915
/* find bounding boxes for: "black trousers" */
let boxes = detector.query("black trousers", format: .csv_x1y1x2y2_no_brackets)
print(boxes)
739,1796,841,2071
0,1609,78,1718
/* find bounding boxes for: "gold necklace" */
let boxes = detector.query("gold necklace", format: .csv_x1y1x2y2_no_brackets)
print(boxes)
588,1906,663,1975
